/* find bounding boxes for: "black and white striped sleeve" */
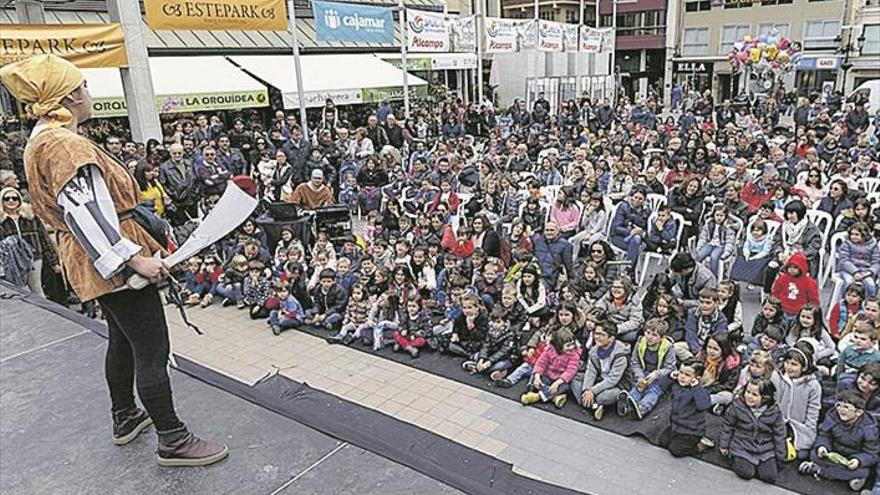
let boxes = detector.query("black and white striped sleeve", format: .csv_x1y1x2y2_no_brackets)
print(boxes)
57,164,141,280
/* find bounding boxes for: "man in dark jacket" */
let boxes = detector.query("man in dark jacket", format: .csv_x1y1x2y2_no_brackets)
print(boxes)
215,134,248,175
366,114,389,150
383,113,405,149
596,99,615,130
846,101,870,136
282,126,312,179
531,222,573,288
158,143,200,226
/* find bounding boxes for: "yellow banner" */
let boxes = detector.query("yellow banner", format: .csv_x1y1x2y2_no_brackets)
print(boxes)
0,24,128,68
145,0,288,31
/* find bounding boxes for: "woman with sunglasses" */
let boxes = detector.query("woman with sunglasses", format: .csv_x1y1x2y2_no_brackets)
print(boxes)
0,187,59,296
0,55,227,466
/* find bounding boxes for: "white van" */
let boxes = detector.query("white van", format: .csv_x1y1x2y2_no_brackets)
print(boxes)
848,79,880,113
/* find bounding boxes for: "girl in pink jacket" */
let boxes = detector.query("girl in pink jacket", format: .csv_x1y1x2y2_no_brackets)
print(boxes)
521,328,582,409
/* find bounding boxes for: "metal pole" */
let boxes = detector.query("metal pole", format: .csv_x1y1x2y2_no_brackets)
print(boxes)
287,0,309,140
398,0,411,120
595,0,599,27
107,0,162,142
534,0,539,19
475,1,485,106
611,0,617,104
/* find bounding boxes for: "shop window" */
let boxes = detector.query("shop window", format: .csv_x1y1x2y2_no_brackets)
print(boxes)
720,24,751,54
757,22,790,38
723,0,753,8
863,25,880,54
685,0,712,11
803,20,841,50
682,27,710,56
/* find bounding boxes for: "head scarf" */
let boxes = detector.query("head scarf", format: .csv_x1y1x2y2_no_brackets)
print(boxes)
0,55,84,126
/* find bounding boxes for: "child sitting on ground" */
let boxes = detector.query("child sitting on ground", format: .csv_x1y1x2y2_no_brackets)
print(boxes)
391,296,432,358
719,378,787,484
733,350,775,396
574,322,631,420
326,283,370,345
718,280,744,343
772,344,822,460
784,304,838,373
698,333,741,415
214,254,248,307
268,283,304,336
521,328,581,408
836,318,880,391
799,390,880,492
743,324,787,365
747,296,783,346
493,324,552,389
360,293,400,350
463,306,518,377
305,268,348,331
679,288,729,360
618,318,677,419
242,261,273,317
658,357,714,457
830,282,866,340
445,293,488,358
771,251,820,323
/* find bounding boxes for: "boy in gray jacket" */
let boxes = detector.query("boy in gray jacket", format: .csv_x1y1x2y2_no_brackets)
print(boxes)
572,321,631,420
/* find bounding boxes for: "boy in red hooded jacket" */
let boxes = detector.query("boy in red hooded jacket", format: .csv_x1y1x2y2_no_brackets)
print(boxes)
770,251,820,320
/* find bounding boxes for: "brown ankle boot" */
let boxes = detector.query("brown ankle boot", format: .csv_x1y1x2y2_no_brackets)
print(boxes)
112,407,153,446
156,426,229,467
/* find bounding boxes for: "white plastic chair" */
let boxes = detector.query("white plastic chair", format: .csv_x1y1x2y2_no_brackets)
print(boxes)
822,231,847,290
716,216,744,280
638,211,685,286
805,209,833,286
858,177,880,195
645,193,667,213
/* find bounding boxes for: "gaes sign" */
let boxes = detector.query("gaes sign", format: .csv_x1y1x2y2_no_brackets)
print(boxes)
144,0,288,31
0,24,127,68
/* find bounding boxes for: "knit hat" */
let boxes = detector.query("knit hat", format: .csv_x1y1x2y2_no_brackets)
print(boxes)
522,263,540,278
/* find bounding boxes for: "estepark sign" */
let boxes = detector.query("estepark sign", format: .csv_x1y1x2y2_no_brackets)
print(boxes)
0,24,127,68
145,0,288,31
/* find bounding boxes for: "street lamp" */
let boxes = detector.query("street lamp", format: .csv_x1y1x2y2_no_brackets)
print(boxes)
835,29,866,90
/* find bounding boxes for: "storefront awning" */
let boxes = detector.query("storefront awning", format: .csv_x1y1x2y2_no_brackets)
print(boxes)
228,54,428,109
375,52,478,71
82,56,269,118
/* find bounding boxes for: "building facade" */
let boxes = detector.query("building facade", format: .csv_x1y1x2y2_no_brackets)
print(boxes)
501,0,598,24
843,0,880,93
673,0,845,102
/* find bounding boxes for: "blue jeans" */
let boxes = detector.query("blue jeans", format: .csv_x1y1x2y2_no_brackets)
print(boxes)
629,381,663,413
505,362,533,385
841,271,878,298
305,308,342,327
696,244,724,276
268,309,302,329
214,282,241,303
612,234,642,263
529,374,570,401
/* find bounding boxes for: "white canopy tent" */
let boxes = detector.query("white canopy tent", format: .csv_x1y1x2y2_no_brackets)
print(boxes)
82,56,269,118
228,54,428,110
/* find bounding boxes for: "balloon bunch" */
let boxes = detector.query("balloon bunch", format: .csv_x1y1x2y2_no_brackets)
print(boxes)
727,28,802,74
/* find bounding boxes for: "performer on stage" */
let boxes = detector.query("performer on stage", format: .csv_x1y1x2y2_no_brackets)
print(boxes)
0,55,228,467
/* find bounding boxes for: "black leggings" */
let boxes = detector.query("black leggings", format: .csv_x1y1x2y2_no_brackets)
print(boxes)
732,456,778,483
99,286,183,432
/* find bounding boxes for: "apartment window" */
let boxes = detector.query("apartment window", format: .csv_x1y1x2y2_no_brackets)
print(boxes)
643,11,665,36
864,25,880,54
600,14,612,28
720,24,751,54
761,0,793,4
724,0,753,8
682,28,710,56
539,10,555,21
757,22,790,38
803,20,841,49
565,9,579,24
685,0,711,11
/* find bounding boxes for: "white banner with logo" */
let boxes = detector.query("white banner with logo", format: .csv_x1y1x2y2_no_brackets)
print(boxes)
448,15,476,53
537,20,564,52
518,19,537,51
563,23,579,52
483,17,519,53
406,9,449,52
579,26,614,53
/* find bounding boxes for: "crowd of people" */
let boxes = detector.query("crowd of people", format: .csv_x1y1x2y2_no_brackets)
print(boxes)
2,86,880,492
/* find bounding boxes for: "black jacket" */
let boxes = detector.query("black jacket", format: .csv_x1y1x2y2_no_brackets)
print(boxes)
158,158,199,205
310,283,348,315
719,397,788,463
478,324,518,365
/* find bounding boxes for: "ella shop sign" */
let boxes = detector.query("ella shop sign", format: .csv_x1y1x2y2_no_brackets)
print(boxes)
144,0,288,31
483,17,518,53
92,90,269,118
674,61,713,74
312,1,394,45
0,24,127,68
537,20,563,52
407,10,449,52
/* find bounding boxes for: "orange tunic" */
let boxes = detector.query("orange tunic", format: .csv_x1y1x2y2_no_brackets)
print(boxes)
24,127,164,301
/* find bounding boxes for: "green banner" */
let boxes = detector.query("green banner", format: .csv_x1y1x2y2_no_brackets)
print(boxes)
91,90,269,118
361,85,428,104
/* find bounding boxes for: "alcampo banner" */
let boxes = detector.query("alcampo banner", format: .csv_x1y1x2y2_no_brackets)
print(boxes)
145,0,288,31
0,24,127,68
92,90,269,118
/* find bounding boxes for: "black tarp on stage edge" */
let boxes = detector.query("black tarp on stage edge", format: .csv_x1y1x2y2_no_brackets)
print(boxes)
1,285,586,495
